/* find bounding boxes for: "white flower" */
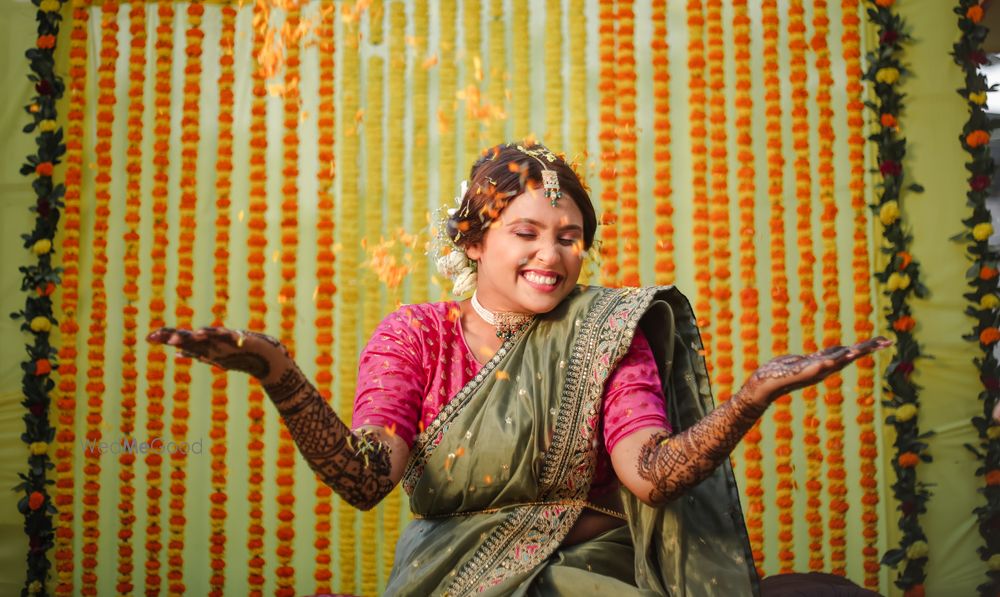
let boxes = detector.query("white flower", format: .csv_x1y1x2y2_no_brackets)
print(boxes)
436,250,469,279
452,267,477,296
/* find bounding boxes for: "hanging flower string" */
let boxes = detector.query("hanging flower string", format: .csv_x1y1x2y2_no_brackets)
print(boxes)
651,0,674,286
207,6,237,596
247,1,270,591
510,0,530,138
762,0,795,573
313,6,336,592
864,2,931,594
706,0,732,401
463,0,482,168
486,0,507,143
436,0,458,298
617,2,640,287
788,0,825,570
54,3,87,595
811,0,849,576
15,0,68,594
144,4,174,593
841,1,880,588
116,5,146,593
687,0,711,367
598,0,619,286
731,0,763,574
952,1,1000,593
410,0,430,304
338,20,362,594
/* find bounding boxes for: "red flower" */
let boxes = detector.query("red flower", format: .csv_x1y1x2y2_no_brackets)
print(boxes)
35,162,54,177
34,359,52,376
970,51,989,65
880,30,898,45
28,491,45,510
879,160,901,176
897,361,915,375
982,376,1000,391
972,175,991,191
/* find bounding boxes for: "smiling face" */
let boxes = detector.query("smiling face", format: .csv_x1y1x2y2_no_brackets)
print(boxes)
465,185,585,314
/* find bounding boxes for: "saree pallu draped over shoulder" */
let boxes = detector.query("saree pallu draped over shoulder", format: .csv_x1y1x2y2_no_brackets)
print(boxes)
387,286,760,596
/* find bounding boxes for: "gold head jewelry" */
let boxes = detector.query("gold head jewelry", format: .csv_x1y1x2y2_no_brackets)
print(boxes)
515,144,562,207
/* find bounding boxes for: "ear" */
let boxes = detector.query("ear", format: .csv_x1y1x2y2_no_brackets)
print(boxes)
465,242,483,261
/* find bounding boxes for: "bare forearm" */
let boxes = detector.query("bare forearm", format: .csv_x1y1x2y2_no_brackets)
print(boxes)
636,388,768,504
263,365,394,510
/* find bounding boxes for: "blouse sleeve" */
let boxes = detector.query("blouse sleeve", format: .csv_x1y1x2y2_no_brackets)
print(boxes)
602,328,672,454
351,306,429,448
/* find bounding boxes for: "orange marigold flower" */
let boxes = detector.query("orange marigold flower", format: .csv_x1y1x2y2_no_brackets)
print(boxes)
968,5,984,23
893,316,916,332
875,0,893,6
982,266,999,280
880,114,896,128
981,327,1000,345
898,452,920,468
34,359,52,376
35,162,54,177
986,470,1000,486
28,491,45,510
37,35,57,49
967,130,991,148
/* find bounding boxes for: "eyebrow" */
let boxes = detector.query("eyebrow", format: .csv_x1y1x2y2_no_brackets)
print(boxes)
506,218,583,232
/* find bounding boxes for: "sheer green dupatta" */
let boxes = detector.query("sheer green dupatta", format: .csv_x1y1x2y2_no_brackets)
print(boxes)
623,286,760,596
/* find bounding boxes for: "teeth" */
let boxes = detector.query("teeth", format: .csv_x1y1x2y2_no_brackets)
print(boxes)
524,272,558,285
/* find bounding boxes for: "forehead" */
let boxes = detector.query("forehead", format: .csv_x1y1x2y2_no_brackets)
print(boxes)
498,187,583,226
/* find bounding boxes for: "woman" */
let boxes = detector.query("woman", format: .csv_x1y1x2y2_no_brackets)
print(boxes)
148,143,890,596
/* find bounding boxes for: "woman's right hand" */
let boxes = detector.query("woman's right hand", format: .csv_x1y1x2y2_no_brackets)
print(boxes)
146,326,291,384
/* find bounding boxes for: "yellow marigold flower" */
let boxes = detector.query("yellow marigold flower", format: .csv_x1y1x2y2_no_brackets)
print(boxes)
982,294,1000,310
29,442,49,456
887,273,911,291
905,540,929,559
28,580,42,595
879,201,900,226
970,91,988,105
895,404,917,422
989,553,1000,571
31,239,52,255
39,0,60,12
988,426,1000,440
38,119,58,133
876,67,900,85
29,316,51,333
973,222,994,242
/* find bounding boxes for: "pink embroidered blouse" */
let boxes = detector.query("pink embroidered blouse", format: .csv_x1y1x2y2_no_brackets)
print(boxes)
351,301,671,497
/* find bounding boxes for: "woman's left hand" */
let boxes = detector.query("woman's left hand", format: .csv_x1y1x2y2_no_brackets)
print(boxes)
743,336,893,406
146,326,290,383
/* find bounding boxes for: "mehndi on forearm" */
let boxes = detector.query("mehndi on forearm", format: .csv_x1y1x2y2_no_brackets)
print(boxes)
262,365,394,511
636,390,769,504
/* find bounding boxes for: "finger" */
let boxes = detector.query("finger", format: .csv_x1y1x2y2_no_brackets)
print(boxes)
146,327,176,343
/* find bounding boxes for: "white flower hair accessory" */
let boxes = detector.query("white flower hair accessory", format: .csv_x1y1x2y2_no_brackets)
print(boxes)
429,180,478,296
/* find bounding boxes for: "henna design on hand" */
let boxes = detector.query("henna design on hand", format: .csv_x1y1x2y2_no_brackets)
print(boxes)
262,366,395,510
635,336,892,504
147,326,289,382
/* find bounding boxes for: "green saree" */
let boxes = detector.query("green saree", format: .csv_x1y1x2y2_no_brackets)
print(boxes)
385,286,760,596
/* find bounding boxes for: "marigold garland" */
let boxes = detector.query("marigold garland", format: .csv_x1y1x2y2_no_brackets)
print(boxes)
410,0,430,304
79,5,119,593
382,3,407,584
54,3,87,594
545,0,563,149
510,0,530,139
16,0,68,593
362,3,384,593
650,0,673,286
952,2,1000,594
247,1,270,591
166,5,203,593
338,19,362,594
730,0,762,573
144,4,174,593
617,2,639,287
762,0,795,573
788,0,825,570
117,5,145,594
275,4,302,595
841,0,880,588
864,3,931,592
687,0,711,363
464,0,482,167
598,0,618,286
486,0,507,143
811,0,848,575
438,0,459,297
208,6,237,596
706,0,732,402
313,5,337,592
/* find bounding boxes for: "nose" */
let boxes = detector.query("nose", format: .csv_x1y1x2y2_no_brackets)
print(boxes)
533,240,560,265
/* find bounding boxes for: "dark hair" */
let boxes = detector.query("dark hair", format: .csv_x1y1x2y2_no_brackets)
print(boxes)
447,142,597,249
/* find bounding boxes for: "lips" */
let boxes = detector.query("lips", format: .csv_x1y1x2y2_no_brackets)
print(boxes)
520,269,562,292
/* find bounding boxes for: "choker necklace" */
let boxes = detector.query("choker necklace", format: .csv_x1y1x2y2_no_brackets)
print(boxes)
470,292,534,341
